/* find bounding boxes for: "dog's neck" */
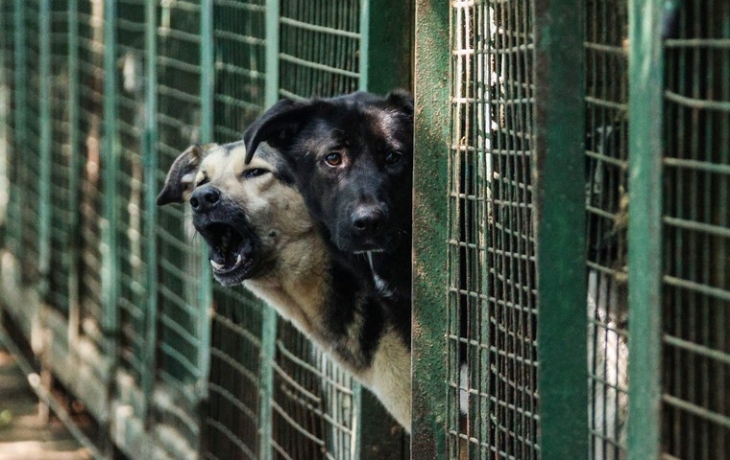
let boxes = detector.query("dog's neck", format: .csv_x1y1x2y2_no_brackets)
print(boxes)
242,228,413,432
244,229,331,340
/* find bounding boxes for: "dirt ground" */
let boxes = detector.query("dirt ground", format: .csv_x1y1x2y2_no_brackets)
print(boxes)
0,348,91,460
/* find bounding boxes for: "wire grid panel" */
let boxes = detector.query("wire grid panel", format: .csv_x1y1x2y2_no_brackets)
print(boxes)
0,0,19,256
278,0,361,100
584,0,629,458
76,0,107,362
115,0,148,384
247,1,365,458
205,286,264,460
661,2,730,459
270,2,365,457
212,0,266,142
447,1,539,458
48,0,73,313
154,0,206,444
204,2,267,457
272,322,358,460
18,0,43,282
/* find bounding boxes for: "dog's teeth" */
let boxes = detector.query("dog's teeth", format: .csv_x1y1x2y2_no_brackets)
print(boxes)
235,254,242,265
210,260,224,270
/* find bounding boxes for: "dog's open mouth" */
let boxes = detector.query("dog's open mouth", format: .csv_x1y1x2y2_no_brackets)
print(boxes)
198,222,257,285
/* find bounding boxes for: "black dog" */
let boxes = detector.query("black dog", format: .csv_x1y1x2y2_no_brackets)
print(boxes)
243,91,414,344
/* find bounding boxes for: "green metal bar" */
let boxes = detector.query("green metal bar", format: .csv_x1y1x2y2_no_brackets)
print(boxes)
0,4,5,236
200,0,214,143
411,0,450,456
67,0,81,356
533,0,588,459
352,381,363,460
264,0,280,106
258,306,276,460
358,0,369,91
101,0,119,404
197,0,214,405
258,4,281,459
627,0,665,458
37,0,52,294
142,0,159,424
362,0,413,94
12,0,26,265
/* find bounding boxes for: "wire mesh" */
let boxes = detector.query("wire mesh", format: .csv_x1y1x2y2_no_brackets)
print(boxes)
76,0,106,361
154,0,205,444
584,1,629,458
661,2,730,459
116,0,148,384
447,1,538,459
203,2,267,457
47,0,73,312
278,0,361,100
272,322,358,460
212,0,266,141
205,286,263,460
267,2,365,458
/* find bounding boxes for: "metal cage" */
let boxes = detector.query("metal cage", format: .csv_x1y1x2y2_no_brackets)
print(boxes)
0,1,728,460
0,0,411,458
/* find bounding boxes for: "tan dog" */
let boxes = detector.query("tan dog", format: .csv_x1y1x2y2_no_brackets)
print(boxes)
157,141,412,432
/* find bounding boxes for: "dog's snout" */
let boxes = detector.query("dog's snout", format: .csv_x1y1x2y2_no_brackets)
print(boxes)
351,204,385,235
190,186,221,213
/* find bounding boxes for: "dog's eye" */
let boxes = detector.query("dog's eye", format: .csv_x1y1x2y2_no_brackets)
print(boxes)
243,168,268,179
324,152,343,166
385,151,403,166
196,177,209,187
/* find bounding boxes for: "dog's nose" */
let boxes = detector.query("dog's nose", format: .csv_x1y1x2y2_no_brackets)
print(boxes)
351,204,385,235
190,186,221,213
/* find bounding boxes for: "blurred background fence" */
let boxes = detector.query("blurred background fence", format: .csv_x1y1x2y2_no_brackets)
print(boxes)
0,1,728,460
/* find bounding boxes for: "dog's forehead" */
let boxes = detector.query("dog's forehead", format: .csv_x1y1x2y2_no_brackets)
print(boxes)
198,145,234,174
199,141,284,177
307,105,408,152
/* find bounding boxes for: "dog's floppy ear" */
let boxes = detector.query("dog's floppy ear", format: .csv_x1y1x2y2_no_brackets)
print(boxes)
156,143,216,206
243,98,323,164
385,89,414,116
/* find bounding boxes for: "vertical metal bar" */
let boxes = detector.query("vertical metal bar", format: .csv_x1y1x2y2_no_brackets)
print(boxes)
352,382,363,460
197,0,214,403
0,3,6,240
200,0,214,143
101,0,119,400
411,0,450,457
533,0,588,459
264,0,280,106
12,0,26,264
627,0,664,458
142,0,159,424
362,0,413,94
258,306,276,460
258,4,280,459
37,0,52,293
358,0,369,92
67,0,81,357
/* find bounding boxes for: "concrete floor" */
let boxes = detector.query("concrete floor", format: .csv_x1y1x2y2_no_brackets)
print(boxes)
0,348,91,460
